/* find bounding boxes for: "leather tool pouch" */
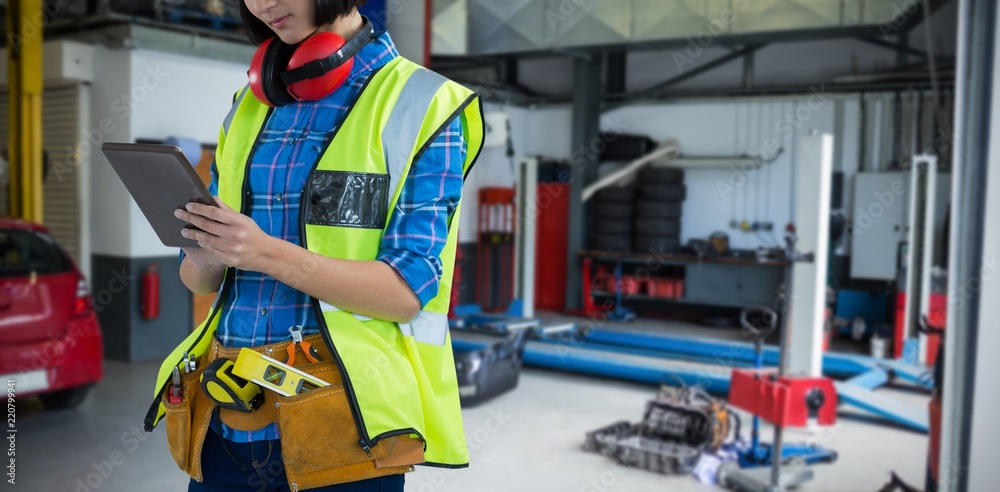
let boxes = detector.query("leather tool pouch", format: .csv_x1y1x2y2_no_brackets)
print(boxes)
161,354,215,482
273,358,420,489
167,335,423,489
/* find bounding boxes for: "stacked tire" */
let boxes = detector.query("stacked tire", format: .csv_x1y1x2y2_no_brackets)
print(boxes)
589,183,635,252
634,168,685,254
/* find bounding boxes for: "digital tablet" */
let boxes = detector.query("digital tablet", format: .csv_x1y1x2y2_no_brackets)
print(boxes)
101,142,216,248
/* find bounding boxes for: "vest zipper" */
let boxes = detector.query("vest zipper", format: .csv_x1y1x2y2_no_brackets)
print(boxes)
312,300,374,457
301,183,375,456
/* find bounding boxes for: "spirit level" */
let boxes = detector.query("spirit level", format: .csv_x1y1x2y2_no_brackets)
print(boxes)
232,348,331,397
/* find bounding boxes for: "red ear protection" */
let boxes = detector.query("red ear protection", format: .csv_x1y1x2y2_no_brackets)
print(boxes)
286,32,354,101
249,37,298,107
247,18,376,107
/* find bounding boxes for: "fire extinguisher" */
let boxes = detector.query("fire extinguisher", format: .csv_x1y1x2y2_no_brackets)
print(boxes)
142,263,160,320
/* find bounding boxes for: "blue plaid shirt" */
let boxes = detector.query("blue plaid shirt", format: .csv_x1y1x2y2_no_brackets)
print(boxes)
183,31,467,442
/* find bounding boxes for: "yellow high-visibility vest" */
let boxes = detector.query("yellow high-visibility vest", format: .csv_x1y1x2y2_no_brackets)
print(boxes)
145,56,485,467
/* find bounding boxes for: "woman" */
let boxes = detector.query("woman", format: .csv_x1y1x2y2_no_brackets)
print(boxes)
161,1,484,490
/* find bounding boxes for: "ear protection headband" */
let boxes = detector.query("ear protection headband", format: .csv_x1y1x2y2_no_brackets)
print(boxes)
248,17,376,107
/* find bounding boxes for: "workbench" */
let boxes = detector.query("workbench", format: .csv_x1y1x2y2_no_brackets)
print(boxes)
580,249,787,311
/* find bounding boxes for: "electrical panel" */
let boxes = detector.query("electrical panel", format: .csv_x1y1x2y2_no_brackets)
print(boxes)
850,172,910,281
483,112,510,148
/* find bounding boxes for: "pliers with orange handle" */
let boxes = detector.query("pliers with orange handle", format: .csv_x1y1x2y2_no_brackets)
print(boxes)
286,325,321,365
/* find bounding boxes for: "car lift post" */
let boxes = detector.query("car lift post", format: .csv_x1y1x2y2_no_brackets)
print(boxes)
901,154,940,365
720,237,838,492
6,0,45,223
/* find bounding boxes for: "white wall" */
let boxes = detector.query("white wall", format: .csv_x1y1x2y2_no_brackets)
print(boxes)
129,50,248,143
461,96,892,252
126,49,249,258
88,46,135,258
496,95,851,251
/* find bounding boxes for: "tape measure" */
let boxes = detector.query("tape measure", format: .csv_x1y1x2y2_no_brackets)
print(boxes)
199,358,265,413
232,348,330,397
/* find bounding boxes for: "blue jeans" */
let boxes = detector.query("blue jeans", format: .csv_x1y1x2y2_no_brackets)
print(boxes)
189,428,405,492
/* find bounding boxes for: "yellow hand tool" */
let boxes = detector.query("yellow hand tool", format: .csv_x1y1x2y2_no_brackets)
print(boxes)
232,348,330,397
199,358,265,413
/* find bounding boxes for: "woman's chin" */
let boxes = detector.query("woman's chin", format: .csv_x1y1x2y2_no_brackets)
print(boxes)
272,28,312,45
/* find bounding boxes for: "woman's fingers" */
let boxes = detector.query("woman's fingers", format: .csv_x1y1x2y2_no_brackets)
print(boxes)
185,201,235,224
179,198,263,271
183,228,229,257
176,209,226,236
181,227,221,246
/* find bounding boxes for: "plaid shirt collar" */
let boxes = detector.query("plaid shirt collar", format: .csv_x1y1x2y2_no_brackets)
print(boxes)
343,28,400,87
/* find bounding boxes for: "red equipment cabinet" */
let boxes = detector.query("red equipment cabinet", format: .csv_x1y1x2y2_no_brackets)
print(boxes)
728,369,837,427
533,182,570,311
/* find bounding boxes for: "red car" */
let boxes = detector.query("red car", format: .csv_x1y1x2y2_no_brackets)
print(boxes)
0,218,103,409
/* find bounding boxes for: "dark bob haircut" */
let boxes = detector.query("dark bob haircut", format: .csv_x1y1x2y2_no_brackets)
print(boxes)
240,0,369,45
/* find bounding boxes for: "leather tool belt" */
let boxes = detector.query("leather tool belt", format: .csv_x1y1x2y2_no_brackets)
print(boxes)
161,334,425,490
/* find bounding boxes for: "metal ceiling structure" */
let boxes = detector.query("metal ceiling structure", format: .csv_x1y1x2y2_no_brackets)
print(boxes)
432,0,956,107
435,0,939,56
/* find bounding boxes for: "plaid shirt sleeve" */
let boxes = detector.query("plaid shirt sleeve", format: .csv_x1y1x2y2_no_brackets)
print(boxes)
207,160,219,197
377,115,467,308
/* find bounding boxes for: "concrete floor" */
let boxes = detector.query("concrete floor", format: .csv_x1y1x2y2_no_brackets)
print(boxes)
12,319,930,492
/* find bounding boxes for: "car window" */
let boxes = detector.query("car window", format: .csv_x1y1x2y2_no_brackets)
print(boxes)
0,229,74,277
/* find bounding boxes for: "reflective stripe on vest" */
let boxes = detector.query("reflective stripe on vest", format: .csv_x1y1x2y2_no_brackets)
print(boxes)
382,69,447,204
398,311,449,346
380,69,452,348
318,300,373,321
222,85,249,137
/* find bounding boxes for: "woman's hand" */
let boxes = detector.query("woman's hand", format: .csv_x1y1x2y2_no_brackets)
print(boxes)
175,197,277,272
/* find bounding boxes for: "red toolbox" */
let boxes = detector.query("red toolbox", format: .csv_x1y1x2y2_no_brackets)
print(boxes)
616,275,642,296
647,278,684,299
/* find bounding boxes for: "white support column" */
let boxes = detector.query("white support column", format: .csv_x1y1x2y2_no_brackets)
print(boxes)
903,155,939,365
965,114,1000,488
966,94,1000,491
917,157,938,365
785,132,833,377
942,1,1000,490
961,3,1000,489
513,157,537,319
